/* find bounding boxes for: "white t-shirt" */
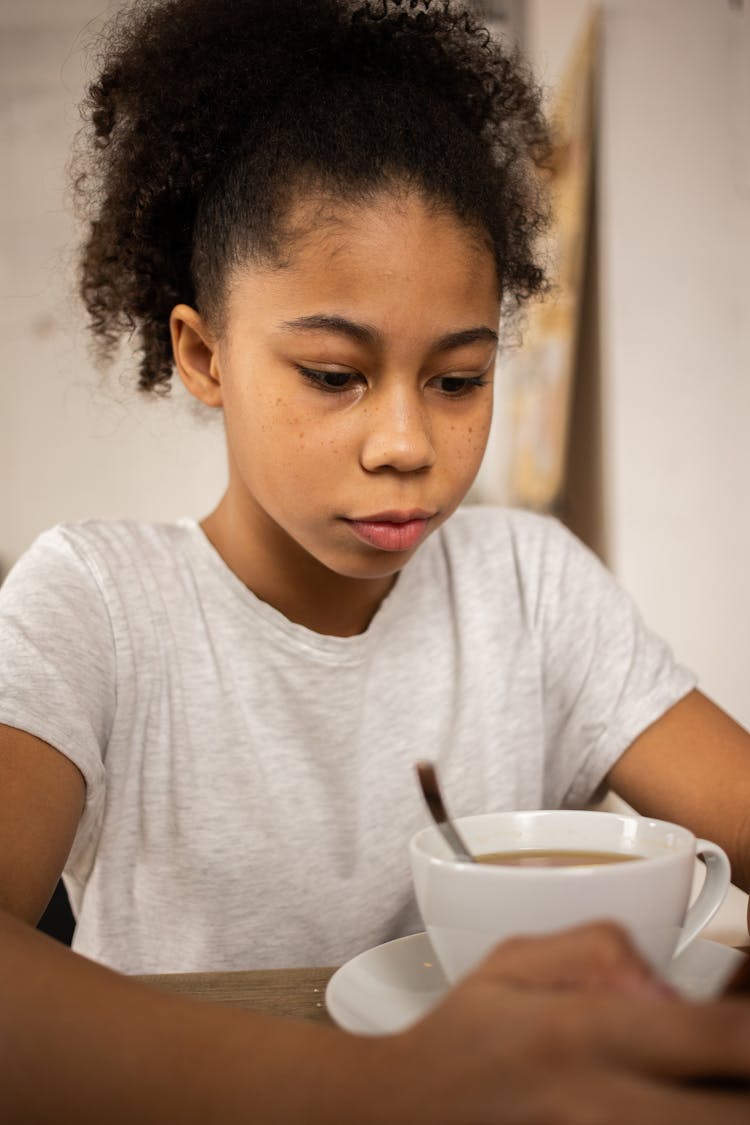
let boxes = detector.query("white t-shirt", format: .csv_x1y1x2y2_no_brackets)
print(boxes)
0,506,695,973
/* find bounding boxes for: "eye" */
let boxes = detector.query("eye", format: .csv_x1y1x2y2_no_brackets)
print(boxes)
296,365,362,393
431,374,489,397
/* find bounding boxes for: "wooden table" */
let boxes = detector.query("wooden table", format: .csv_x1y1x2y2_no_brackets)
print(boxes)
139,965,337,1025
139,942,750,1027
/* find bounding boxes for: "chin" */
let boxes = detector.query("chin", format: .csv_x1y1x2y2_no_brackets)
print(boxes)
322,549,417,582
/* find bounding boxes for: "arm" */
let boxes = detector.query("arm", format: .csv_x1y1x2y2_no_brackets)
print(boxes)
0,724,84,922
2,727,750,1120
2,910,750,1124
607,689,750,932
2,712,750,1123
0,722,383,1121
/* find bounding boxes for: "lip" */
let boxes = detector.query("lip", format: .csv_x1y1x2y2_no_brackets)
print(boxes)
345,510,435,552
351,509,435,524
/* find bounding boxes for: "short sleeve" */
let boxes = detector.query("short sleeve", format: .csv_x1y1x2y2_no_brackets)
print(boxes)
0,527,113,874
531,520,697,808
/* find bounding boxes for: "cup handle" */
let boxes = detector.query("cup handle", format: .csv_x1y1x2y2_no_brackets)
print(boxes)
673,839,731,958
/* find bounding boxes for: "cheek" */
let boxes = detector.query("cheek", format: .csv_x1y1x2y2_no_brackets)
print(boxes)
467,414,492,454
442,406,492,471
252,411,344,502
224,389,298,483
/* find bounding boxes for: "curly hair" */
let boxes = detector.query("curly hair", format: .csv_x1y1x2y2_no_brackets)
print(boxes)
74,0,551,393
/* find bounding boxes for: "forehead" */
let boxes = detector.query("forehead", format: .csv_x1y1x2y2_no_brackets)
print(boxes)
223,188,501,338
283,187,494,269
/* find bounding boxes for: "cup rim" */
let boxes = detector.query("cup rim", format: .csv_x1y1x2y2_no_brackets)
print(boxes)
410,809,696,871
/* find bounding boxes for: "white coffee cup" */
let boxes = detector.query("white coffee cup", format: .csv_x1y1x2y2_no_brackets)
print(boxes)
409,810,731,983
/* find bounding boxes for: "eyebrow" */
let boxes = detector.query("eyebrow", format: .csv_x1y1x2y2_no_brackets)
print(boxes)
277,314,498,352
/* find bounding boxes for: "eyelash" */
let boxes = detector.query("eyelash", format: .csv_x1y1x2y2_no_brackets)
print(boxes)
297,366,361,392
295,366,488,398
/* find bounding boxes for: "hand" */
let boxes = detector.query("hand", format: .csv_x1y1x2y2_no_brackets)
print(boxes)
1,909,748,1125
371,922,750,1125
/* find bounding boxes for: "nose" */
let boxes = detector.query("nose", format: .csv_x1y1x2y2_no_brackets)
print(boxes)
359,384,436,474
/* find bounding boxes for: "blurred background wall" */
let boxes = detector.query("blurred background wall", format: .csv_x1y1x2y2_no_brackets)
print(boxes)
1,0,749,728
0,0,228,567
527,0,750,733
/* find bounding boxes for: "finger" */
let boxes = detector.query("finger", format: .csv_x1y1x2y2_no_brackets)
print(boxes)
616,1072,750,1125
467,921,674,998
559,993,750,1084
533,1065,750,1125
723,955,750,997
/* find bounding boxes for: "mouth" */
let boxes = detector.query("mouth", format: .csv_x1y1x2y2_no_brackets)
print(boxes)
344,510,436,552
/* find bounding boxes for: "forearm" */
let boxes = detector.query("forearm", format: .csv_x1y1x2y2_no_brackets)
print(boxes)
0,909,388,1125
5,913,750,1125
608,691,750,913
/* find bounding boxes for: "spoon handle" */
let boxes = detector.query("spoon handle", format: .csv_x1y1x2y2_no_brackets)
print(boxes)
415,760,476,863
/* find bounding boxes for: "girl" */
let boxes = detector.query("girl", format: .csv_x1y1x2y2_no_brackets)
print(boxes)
1,1,750,1120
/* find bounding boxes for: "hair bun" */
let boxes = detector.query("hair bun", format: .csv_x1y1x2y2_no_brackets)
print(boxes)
75,0,550,392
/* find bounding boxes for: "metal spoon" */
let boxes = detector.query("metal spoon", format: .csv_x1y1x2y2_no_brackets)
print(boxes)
415,760,476,863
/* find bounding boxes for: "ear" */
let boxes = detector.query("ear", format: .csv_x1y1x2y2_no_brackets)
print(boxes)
170,304,223,408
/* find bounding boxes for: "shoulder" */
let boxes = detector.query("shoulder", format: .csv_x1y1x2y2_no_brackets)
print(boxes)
437,504,580,574
2,519,197,603
46,517,192,557
432,505,614,628
31,517,191,565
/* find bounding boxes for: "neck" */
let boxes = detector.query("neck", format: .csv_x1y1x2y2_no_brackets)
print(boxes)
200,494,397,637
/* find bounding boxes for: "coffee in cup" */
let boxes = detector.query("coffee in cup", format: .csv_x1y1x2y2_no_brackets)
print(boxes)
409,809,730,982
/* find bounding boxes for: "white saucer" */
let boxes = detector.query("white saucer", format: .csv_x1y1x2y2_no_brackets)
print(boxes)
325,932,746,1036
